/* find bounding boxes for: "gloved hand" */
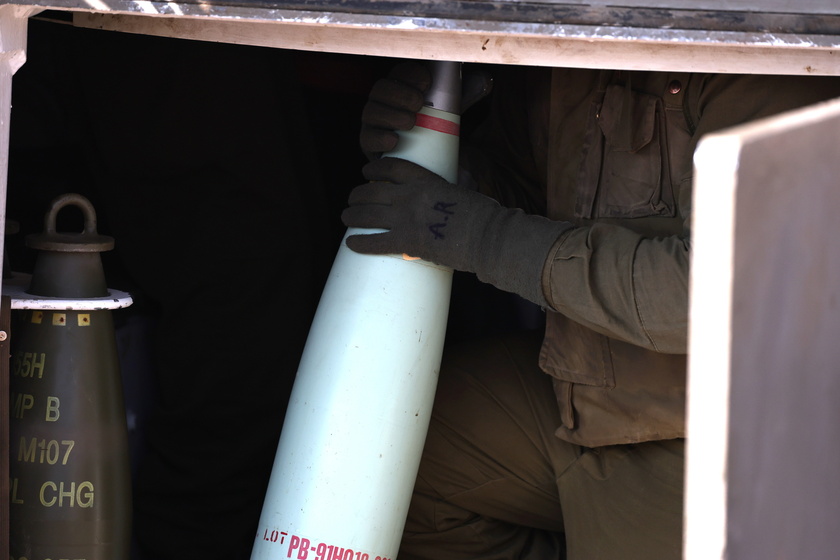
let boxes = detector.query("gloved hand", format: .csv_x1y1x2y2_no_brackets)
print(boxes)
342,157,574,307
359,62,430,160
359,61,493,160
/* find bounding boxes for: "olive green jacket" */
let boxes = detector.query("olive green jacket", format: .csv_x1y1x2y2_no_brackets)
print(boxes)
464,67,840,446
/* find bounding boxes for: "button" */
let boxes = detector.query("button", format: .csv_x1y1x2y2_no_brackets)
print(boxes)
668,80,682,94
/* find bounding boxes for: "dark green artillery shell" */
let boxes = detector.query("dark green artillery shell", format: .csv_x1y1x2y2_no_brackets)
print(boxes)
9,308,131,559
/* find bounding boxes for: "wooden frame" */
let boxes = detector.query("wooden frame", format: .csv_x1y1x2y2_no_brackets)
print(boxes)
2,2,840,559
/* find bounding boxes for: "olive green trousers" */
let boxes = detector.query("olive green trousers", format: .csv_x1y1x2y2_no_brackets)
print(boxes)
399,331,684,560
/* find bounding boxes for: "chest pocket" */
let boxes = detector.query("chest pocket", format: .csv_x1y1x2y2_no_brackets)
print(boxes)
575,84,675,219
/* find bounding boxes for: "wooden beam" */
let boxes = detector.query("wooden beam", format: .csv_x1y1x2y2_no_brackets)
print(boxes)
0,4,41,555
73,12,840,75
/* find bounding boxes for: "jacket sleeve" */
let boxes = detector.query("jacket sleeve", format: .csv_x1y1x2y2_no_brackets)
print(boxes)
543,224,690,353
541,73,840,354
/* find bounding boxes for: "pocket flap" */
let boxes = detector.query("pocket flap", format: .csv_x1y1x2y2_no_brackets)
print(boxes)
540,313,616,388
598,84,658,153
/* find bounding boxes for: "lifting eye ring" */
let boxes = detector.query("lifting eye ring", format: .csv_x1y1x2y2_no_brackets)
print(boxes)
26,193,114,253
43,193,100,236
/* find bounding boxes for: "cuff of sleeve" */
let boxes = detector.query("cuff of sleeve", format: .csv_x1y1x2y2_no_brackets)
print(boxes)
474,208,574,307
540,229,577,311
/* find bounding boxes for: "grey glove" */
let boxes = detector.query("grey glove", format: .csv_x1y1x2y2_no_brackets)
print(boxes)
342,157,573,307
360,62,430,160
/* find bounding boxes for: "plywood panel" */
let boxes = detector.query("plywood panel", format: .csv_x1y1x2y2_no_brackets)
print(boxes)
686,96,840,559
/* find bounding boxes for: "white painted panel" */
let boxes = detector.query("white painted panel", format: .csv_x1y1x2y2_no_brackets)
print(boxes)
687,96,840,559
0,5,39,286
0,10,37,549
